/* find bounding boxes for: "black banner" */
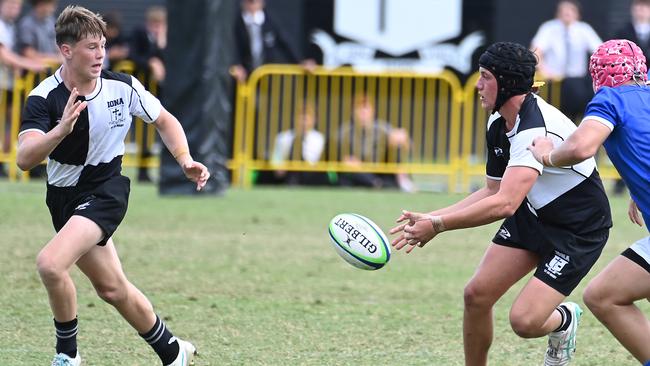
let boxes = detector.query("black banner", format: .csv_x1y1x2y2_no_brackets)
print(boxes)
159,0,235,195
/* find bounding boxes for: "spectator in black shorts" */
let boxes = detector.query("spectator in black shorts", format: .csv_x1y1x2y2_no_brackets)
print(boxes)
390,42,611,365
16,6,208,366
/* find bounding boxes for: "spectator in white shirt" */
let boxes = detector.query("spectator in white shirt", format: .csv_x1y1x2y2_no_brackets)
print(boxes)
270,103,329,185
531,0,602,79
531,0,602,121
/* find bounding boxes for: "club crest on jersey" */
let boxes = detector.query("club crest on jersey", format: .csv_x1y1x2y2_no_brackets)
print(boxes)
107,98,125,129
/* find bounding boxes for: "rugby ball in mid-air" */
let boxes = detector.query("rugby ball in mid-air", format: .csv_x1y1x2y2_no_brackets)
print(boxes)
328,213,391,270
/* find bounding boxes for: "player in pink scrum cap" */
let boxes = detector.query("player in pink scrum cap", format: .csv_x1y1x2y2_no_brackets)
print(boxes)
530,39,650,366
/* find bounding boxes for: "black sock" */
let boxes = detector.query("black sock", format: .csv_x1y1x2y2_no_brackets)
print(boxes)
139,315,180,365
553,305,572,332
54,317,78,358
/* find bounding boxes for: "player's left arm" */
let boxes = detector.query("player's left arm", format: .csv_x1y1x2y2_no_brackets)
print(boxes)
154,108,210,190
529,119,611,167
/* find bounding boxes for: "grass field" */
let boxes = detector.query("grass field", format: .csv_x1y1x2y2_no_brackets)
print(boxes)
0,179,647,365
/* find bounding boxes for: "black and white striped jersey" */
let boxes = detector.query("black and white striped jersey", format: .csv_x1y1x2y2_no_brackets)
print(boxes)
19,67,161,187
485,93,611,233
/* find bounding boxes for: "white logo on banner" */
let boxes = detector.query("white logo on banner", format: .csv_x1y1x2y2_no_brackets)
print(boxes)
313,0,484,73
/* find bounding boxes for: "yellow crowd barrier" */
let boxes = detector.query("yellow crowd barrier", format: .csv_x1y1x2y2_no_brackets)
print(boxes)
231,65,465,189
0,61,159,181
231,64,619,191
0,62,619,190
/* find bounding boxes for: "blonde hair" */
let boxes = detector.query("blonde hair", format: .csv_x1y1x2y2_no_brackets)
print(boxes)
55,5,106,45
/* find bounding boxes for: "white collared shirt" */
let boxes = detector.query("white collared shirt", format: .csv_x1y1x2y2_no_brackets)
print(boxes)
271,129,325,165
531,19,602,78
242,10,265,27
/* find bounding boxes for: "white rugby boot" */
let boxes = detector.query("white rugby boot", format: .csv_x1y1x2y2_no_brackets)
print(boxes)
166,339,197,366
50,352,81,366
543,302,583,366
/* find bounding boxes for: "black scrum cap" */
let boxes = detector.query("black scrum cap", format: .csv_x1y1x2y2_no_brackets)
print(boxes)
478,42,537,113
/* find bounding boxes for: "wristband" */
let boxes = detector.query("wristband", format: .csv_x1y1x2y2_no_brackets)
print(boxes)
547,151,556,167
430,216,446,233
173,149,190,160
542,152,555,167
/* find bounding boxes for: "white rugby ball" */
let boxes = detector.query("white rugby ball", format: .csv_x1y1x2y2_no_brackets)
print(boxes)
328,213,391,270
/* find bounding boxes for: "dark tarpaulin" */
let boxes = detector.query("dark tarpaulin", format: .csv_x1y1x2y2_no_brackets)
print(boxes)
159,0,235,195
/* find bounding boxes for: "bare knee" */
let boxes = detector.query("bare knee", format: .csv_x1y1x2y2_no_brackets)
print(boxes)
36,251,66,284
95,281,128,305
583,281,611,316
464,281,498,310
510,311,542,338
509,309,543,338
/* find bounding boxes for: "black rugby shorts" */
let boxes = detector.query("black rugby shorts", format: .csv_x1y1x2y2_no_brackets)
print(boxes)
493,201,609,296
46,175,130,246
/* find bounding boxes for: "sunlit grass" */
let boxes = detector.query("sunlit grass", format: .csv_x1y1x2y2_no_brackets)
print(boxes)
0,180,644,365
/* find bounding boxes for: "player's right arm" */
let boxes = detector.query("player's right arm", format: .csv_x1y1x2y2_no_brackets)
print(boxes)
16,88,87,171
530,119,610,168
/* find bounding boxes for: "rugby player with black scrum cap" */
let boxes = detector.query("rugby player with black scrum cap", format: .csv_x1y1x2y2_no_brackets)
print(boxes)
390,42,611,365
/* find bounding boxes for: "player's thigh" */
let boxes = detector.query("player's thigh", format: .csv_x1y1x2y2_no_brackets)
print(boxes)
586,254,650,304
38,215,104,271
466,243,539,301
76,238,128,290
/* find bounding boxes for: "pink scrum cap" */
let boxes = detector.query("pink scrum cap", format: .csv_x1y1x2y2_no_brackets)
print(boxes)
589,39,648,91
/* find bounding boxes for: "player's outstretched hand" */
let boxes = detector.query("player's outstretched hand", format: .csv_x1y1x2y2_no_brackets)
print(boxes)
389,210,441,254
181,160,210,191
59,87,87,136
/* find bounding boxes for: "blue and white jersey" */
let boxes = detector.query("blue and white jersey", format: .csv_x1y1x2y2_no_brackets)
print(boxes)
583,85,650,229
20,67,161,187
486,93,611,233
